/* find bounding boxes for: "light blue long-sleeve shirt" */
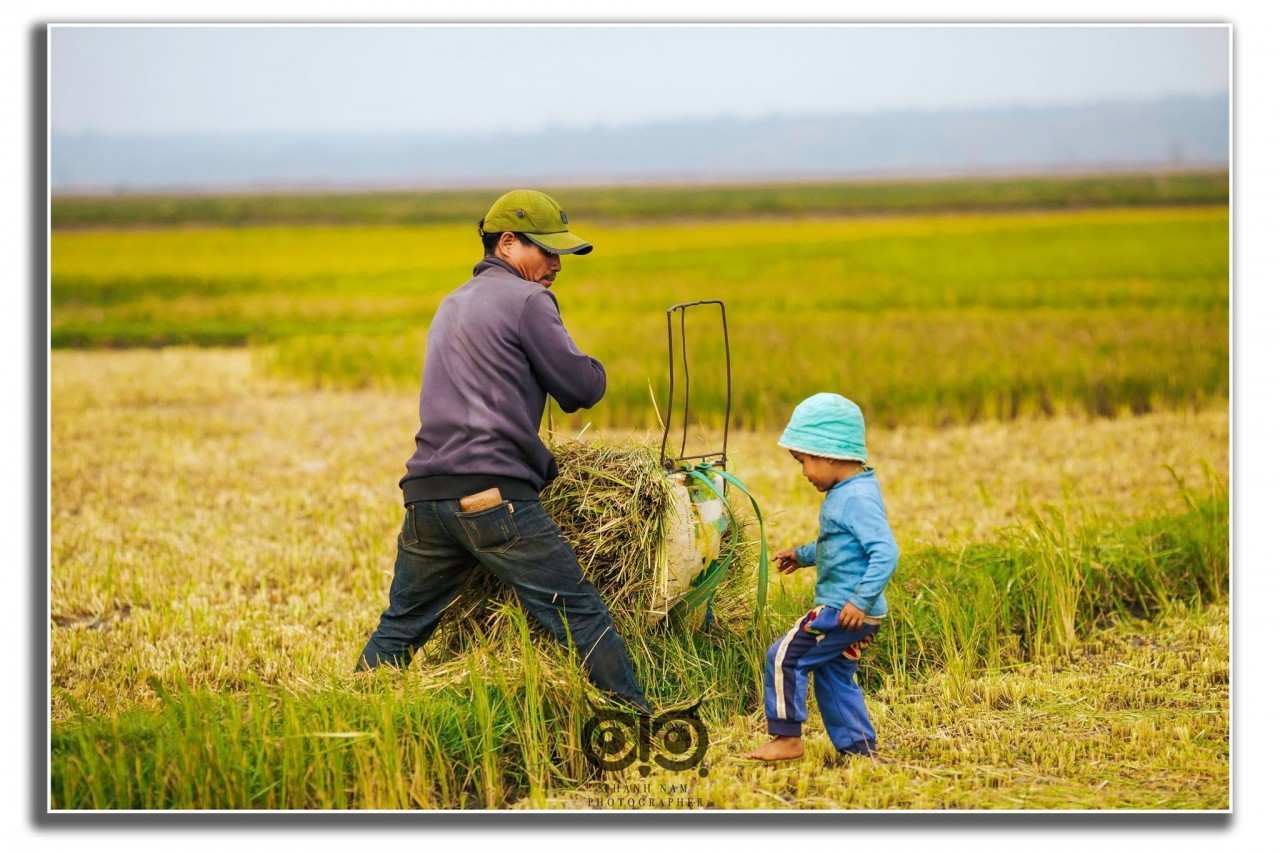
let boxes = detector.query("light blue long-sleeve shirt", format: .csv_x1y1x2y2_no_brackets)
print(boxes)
794,469,899,617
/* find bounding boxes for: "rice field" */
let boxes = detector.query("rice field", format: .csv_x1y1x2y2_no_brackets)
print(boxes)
50,170,1228,229
48,178,1230,810
50,349,1228,809
52,204,1228,429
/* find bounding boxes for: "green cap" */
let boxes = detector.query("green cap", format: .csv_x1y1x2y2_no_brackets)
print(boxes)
479,189,593,255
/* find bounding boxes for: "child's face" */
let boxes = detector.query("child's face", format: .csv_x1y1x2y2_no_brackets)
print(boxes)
789,450,845,493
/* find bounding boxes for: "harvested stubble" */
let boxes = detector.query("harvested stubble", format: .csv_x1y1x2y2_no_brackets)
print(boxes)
425,437,757,660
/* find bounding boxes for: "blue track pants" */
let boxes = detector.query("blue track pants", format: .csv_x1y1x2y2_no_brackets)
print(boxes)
763,605,880,755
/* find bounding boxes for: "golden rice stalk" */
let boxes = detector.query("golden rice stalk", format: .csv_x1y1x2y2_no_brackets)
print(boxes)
428,437,754,654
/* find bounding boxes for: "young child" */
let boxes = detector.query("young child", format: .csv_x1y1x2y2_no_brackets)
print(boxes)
746,392,899,761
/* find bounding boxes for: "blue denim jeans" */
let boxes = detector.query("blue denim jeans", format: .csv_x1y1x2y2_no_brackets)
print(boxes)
357,498,652,713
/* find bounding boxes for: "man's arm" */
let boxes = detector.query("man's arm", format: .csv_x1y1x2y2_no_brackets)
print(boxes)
518,289,607,412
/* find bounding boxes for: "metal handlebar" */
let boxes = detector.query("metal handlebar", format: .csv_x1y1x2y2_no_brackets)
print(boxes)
659,300,731,471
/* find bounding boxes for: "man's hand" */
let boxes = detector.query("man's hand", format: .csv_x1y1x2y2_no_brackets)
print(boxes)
772,547,802,574
838,602,867,630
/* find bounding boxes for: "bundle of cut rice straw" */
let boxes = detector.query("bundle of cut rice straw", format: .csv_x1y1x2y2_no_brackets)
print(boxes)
429,437,756,654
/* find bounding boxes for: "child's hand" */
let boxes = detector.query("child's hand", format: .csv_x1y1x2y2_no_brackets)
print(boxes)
772,547,801,574
838,602,867,630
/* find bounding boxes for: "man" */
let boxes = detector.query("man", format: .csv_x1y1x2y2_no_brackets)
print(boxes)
355,189,652,713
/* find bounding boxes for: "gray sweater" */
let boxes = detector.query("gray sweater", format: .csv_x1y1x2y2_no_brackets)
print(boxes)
400,257,606,503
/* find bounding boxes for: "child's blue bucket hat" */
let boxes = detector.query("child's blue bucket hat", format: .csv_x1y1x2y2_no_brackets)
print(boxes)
778,393,868,462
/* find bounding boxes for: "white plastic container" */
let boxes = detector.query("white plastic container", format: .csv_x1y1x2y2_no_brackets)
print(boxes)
648,469,730,623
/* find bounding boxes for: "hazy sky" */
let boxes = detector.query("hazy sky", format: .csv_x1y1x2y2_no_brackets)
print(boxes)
51,25,1229,136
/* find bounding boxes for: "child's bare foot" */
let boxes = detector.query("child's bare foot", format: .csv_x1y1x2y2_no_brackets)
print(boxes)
744,736,804,761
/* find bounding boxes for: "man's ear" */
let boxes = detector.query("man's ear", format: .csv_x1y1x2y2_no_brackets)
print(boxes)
496,231,517,253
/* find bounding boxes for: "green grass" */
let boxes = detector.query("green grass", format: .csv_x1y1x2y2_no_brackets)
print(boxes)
49,349,1230,809
877,471,1227,686
51,205,1228,429
51,488,1228,809
50,171,1228,229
